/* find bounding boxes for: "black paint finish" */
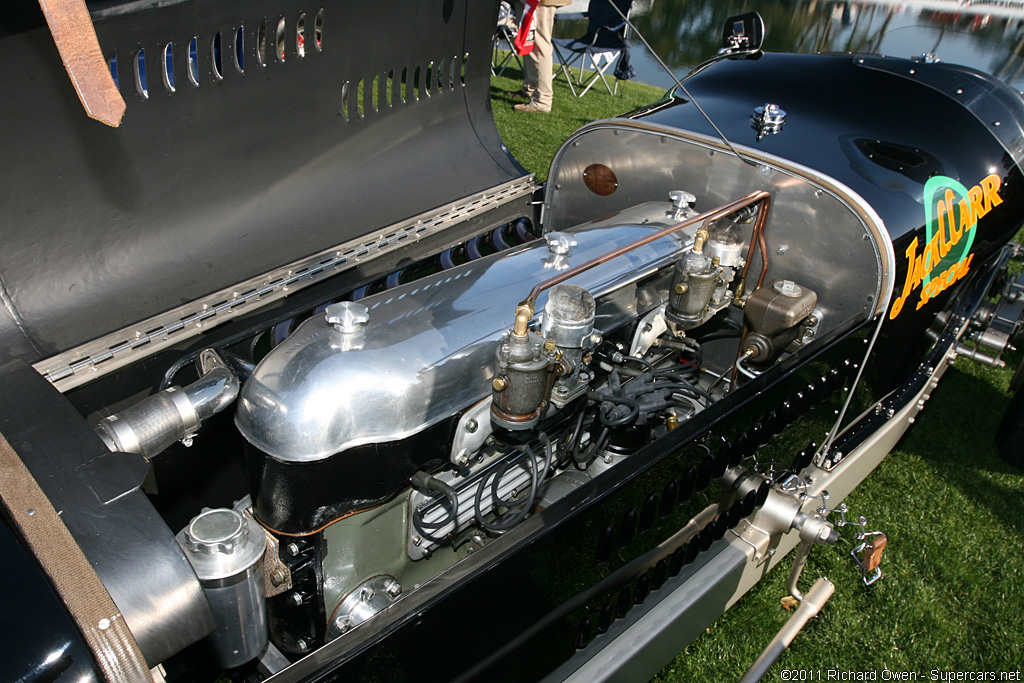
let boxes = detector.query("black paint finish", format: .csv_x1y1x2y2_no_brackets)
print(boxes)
0,0,523,364
0,509,99,683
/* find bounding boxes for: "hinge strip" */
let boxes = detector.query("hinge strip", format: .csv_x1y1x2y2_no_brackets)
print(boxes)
34,177,537,392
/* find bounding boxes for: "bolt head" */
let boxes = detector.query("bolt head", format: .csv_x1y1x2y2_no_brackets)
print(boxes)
287,542,301,557
492,377,507,392
290,592,303,607
465,419,478,433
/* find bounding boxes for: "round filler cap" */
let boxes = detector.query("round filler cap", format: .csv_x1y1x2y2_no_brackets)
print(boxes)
176,508,266,581
185,508,247,554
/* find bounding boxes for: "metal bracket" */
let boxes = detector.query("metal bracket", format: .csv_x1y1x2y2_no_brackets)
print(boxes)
816,497,886,586
730,518,776,564
850,534,886,586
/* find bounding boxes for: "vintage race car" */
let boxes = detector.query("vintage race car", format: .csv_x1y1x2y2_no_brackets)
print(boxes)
1,2,1022,682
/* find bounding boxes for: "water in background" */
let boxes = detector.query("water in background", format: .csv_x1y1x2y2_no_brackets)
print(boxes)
555,0,1024,91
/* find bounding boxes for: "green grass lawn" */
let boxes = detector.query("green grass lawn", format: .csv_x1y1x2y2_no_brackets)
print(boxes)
490,63,668,181
491,61,1024,681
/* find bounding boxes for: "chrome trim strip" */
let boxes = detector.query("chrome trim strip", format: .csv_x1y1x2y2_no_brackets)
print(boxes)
32,178,537,392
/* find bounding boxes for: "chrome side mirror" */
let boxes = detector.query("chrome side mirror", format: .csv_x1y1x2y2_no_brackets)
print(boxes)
721,11,765,54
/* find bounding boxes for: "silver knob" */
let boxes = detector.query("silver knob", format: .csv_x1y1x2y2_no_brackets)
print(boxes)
325,302,369,334
545,232,578,256
184,508,248,555
773,280,803,297
752,103,786,131
669,190,696,210
668,190,698,220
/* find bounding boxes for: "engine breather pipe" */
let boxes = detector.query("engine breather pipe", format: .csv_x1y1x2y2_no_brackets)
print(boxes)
512,191,772,330
738,577,835,683
95,348,239,457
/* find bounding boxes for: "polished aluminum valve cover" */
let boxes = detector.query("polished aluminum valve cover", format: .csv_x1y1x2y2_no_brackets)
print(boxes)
235,202,698,462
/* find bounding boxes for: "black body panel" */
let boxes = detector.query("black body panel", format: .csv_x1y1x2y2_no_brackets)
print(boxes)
0,509,100,683
632,52,1018,246
0,0,524,365
0,360,215,664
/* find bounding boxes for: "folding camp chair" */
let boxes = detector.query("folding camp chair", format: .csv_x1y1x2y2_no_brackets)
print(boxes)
492,1,522,77
552,0,634,97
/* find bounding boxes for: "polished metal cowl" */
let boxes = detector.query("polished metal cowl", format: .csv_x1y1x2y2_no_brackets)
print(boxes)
235,201,697,463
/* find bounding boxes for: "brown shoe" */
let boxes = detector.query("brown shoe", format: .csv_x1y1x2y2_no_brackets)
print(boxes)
505,90,530,100
514,101,551,113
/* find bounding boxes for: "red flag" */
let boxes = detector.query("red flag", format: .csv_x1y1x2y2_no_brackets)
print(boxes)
515,0,538,55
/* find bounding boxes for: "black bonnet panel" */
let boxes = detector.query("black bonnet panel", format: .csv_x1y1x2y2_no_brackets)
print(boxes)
0,0,523,363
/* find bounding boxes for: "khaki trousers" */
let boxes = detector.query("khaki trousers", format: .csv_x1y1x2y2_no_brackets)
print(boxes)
523,4,556,110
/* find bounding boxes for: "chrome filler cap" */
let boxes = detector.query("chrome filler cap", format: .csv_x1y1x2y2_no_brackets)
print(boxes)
325,302,370,334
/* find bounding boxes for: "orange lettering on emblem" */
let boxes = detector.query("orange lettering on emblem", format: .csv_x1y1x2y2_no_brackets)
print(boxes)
980,174,1003,213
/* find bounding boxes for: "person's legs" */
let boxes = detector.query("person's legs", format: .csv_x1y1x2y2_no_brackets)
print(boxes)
516,4,554,112
522,48,538,99
519,2,538,99
530,4,555,110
